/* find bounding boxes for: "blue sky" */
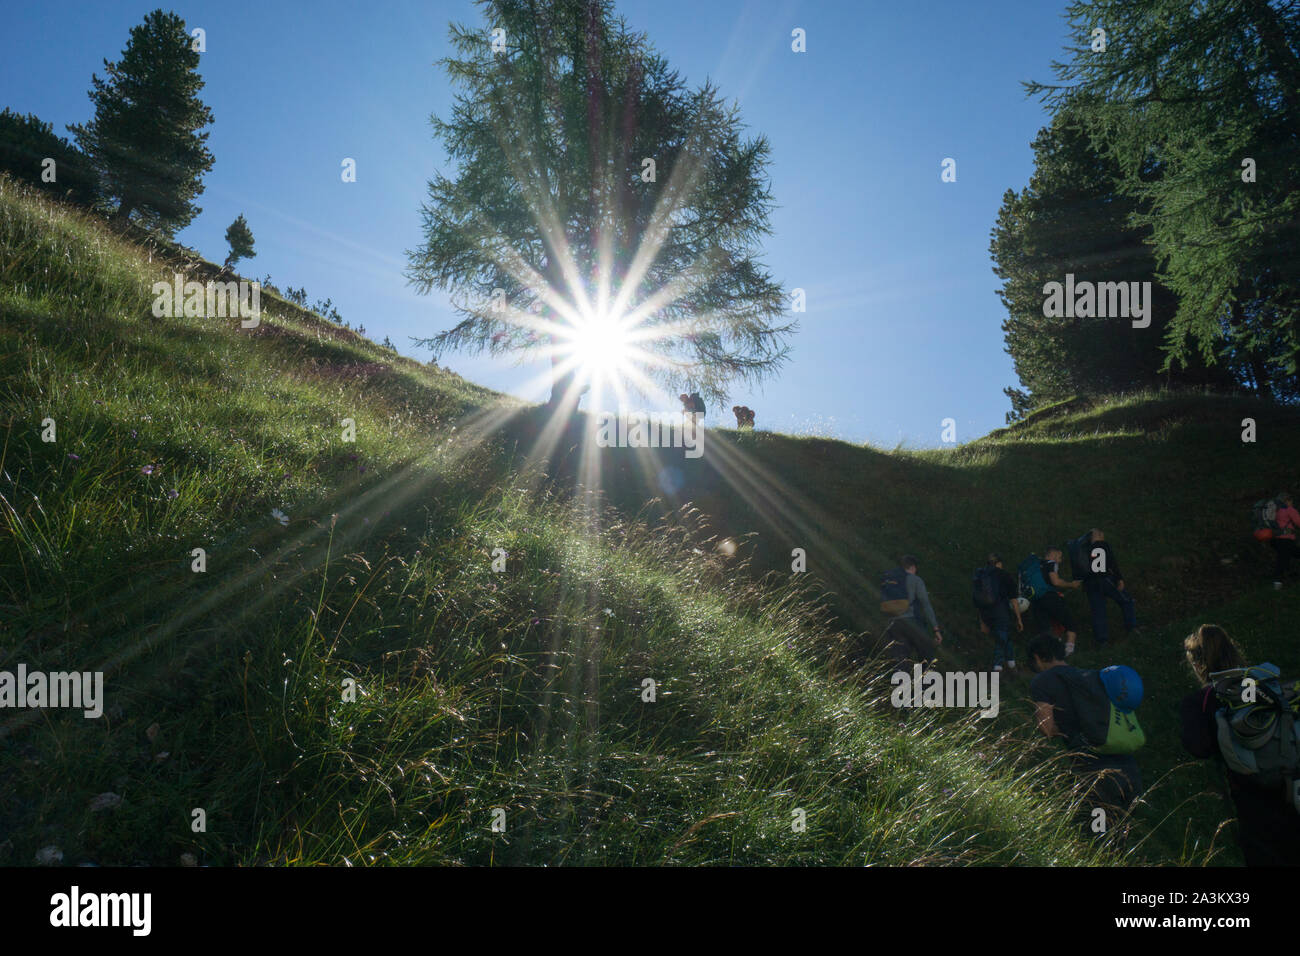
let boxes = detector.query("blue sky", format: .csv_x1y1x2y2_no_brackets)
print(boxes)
2,0,1078,447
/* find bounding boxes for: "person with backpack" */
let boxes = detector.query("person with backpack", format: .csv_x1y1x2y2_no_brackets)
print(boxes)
974,553,1023,674
1023,546,1081,657
1270,493,1300,590
1027,632,1144,833
878,555,943,670
1181,624,1300,866
1071,529,1139,647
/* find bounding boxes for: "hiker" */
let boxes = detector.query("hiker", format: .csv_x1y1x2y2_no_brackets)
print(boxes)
1071,529,1138,646
679,392,706,429
1270,493,1300,590
974,553,1023,674
1027,632,1143,831
1026,546,1081,657
878,555,943,671
732,405,755,428
1181,624,1300,866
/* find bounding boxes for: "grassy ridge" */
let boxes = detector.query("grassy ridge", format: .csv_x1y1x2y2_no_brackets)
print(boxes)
0,174,1293,866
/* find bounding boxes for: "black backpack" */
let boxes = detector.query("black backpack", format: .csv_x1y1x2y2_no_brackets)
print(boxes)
689,392,706,415
1067,532,1091,579
880,567,910,616
972,566,999,608
1253,498,1283,540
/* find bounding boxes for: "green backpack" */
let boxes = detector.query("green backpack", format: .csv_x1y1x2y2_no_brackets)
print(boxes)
1077,669,1145,755
1094,700,1146,755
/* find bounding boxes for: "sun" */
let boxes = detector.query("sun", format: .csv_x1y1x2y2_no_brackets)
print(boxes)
568,310,636,382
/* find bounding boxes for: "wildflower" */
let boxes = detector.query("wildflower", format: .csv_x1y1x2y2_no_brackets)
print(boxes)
167,488,179,499
67,453,80,461
271,508,289,526
140,464,155,475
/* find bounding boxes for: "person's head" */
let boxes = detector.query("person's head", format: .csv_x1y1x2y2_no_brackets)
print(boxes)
901,554,918,573
1183,624,1244,684
1090,528,1105,543
1045,546,1062,562
1026,632,1066,672
987,552,1002,568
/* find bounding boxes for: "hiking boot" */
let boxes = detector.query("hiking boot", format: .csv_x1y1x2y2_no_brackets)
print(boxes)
1064,642,1075,657
1275,581,1284,591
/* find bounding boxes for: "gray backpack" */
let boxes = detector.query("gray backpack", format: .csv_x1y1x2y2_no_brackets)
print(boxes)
1212,663,1300,812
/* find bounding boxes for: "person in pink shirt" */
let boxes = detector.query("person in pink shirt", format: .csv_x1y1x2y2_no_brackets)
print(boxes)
1272,492,1300,589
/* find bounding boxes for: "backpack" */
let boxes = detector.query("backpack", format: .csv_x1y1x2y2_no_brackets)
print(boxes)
880,567,910,616
972,566,999,608
1060,665,1144,754
1094,701,1146,755
1067,532,1092,580
690,392,706,415
1018,554,1051,601
1093,666,1146,754
1211,663,1300,812
1252,498,1282,542
1065,668,1146,755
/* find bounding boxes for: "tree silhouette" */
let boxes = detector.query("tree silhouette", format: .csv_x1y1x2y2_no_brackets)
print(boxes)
69,9,214,236
406,0,793,410
224,213,256,269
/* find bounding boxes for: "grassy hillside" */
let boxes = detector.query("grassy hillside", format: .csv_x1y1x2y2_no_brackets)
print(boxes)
1,175,1295,866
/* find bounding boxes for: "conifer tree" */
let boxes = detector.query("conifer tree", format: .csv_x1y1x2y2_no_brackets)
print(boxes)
69,9,215,235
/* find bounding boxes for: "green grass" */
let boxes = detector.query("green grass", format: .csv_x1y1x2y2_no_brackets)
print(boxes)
1,174,1295,866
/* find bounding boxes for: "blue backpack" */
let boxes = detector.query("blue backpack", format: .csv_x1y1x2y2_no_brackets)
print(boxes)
1018,554,1050,600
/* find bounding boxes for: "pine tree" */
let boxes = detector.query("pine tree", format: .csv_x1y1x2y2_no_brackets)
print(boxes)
1028,0,1300,398
990,105,1232,417
224,214,256,269
69,9,215,235
0,109,100,207
406,0,792,409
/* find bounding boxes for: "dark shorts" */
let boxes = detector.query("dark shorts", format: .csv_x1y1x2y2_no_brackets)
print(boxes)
1033,590,1074,632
